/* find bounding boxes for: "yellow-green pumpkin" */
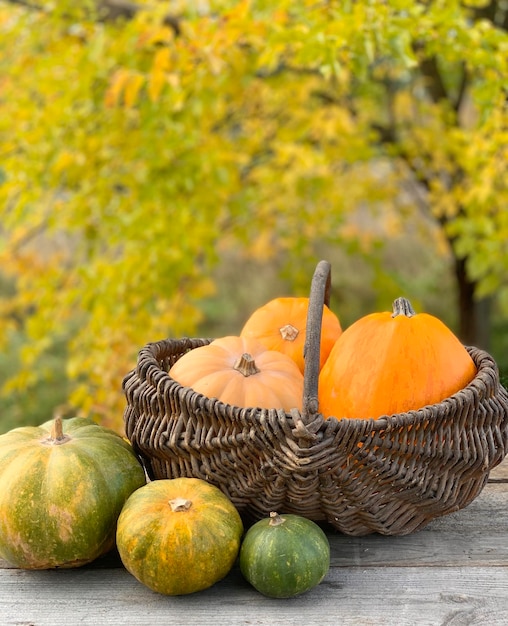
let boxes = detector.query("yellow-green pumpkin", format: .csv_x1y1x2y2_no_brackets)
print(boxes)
116,477,244,595
0,416,146,569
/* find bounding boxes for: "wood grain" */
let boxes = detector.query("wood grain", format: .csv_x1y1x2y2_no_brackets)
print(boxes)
1,565,508,625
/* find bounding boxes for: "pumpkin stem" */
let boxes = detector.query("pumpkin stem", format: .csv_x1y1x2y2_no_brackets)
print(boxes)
41,415,71,446
279,323,299,342
392,297,416,318
268,511,286,527
51,415,64,440
233,353,260,377
169,497,193,512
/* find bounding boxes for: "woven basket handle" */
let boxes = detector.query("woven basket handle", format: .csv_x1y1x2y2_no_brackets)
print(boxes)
302,260,332,420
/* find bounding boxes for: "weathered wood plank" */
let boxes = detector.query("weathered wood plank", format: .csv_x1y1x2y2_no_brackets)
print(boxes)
1,564,508,626
488,454,508,481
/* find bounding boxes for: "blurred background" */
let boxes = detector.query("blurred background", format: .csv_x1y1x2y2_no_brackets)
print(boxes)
1,0,507,434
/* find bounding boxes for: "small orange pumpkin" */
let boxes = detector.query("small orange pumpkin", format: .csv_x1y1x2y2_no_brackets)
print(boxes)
169,335,304,411
240,297,342,374
318,297,477,420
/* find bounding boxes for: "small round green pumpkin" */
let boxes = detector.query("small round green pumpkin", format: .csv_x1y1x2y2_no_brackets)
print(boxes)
0,416,146,569
116,477,244,595
239,512,330,598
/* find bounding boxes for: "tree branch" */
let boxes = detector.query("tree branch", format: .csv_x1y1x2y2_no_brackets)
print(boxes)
96,0,181,33
418,55,449,104
454,64,469,114
1,0,181,33
2,0,44,11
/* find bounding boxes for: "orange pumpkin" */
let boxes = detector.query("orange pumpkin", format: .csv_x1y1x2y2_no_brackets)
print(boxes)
318,297,477,420
169,335,304,411
240,297,342,374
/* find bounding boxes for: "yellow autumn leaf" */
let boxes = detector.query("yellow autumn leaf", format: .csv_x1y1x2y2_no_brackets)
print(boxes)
123,72,145,107
148,69,165,103
52,151,75,174
104,68,131,107
137,26,174,49
147,48,172,102
152,47,171,72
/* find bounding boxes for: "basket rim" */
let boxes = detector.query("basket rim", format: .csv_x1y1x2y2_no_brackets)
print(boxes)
125,338,502,436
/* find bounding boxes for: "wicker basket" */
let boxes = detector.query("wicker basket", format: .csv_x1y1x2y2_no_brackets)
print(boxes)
123,261,508,536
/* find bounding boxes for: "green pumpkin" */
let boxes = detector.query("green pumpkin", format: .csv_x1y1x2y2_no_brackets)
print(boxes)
0,416,146,569
240,512,330,598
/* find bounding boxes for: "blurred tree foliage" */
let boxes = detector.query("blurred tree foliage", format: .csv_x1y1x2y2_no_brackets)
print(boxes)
0,0,507,431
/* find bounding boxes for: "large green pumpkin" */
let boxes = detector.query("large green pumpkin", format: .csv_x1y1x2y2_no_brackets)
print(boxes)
0,416,146,569
116,477,244,595
240,512,330,598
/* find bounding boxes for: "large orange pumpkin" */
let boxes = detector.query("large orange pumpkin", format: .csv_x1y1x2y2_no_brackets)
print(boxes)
169,335,304,411
240,297,342,374
318,297,477,420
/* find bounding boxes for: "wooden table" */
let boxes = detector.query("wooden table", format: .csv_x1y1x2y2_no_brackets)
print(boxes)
2,459,508,626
